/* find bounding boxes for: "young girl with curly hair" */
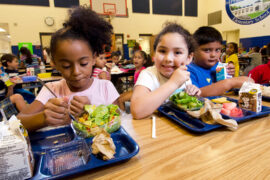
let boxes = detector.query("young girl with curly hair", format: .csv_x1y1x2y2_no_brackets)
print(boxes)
18,6,119,131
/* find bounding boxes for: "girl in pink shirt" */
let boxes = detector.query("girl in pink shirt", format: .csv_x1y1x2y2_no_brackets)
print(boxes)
118,50,153,111
18,6,119,131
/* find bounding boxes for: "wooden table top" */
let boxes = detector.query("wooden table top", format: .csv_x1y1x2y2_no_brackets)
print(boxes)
72,96,270,179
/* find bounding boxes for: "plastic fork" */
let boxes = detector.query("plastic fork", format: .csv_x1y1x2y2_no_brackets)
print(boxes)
167,111,196,128
37,77,82,137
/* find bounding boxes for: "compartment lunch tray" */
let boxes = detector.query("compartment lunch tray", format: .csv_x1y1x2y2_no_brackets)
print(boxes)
158,96,270,133
29,126,139,180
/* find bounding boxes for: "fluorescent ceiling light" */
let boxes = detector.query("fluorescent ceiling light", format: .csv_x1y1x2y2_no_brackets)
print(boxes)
0,28,6,32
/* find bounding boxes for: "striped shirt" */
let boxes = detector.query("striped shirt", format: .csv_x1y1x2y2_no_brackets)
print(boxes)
92,68,110,80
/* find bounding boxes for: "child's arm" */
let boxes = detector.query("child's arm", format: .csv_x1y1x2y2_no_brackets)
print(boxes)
200,76,252,97
131,66,189,119
18,98,70,131
98,71,109,80
118,91,133,110
9,94,27,112
226,62,235,76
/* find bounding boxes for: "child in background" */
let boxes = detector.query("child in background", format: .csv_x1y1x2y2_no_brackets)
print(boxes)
92,52,111,80
1,54,19,74
17,6,119,131
1,53,36,104
224,42,239,77
188,26,250,97
131,23,200,119
118,50,152,111
111,51,121,66
18,47,41,68
0,65,27,120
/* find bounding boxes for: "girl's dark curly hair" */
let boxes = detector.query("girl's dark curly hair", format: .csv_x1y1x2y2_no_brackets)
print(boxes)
153,22,196,54
50,6,113,60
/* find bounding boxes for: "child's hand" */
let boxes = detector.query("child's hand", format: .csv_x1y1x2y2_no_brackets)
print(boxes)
185,84,201,96
70,96,90,118
44,97,70,126
105,63,112,71
227,63,235,76
169,66,190,87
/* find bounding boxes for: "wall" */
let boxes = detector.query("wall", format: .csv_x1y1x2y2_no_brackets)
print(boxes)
0,0,207,46
107,0,207,43
206,0,270,39
0,0,268,48
0,0,72,46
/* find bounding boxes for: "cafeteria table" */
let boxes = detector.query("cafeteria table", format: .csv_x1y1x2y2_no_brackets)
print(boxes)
238,56,252,71
18,76,62,94
111,70,135,93
71,94,270,179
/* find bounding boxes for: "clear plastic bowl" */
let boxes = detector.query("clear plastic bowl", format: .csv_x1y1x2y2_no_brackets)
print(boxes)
43,139,91,175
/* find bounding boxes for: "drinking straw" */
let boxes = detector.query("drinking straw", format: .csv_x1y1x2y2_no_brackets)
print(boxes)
152,115,156,139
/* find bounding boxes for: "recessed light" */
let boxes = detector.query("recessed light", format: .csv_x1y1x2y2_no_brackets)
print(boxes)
0,28,6,32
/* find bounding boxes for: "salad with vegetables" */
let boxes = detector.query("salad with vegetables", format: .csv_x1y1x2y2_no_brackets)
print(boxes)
170,91,204,111
73,104,121,138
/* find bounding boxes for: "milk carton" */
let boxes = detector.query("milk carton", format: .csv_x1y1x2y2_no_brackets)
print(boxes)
216,63,232,81
0,115,34,179
238,81,262,112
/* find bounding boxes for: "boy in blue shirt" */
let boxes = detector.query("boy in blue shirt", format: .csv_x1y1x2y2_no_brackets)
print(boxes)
188,26,250,97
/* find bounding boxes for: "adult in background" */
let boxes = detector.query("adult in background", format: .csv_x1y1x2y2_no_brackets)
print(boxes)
248,43,270,84
243,46,262,76
42,47,51,65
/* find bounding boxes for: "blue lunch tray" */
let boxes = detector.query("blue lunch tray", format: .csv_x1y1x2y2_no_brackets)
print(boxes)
29,126,139,180
158,96,270,133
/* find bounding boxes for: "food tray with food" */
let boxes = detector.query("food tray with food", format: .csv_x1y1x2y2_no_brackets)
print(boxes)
29,126,139,180
158,96,270,133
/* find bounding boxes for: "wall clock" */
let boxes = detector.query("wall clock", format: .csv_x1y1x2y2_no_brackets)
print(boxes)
44,17,54,26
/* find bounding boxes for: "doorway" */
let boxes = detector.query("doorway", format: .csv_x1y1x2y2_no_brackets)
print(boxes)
222,30,240,45
39,32,53,50
139,34,152,55
0,23,11,57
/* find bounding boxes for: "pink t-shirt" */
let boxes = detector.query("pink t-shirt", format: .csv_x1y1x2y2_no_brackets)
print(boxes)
36,78,119,106
134,67,145,84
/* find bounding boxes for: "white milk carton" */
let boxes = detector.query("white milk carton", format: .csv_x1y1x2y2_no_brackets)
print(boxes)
0,115,34,179
238,81,262,112
216,63,232,81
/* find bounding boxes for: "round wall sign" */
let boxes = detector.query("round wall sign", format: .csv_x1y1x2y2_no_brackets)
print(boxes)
226,0,270,25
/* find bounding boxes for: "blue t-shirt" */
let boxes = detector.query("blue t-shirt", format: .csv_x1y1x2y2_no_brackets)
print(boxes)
187,62,218,88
